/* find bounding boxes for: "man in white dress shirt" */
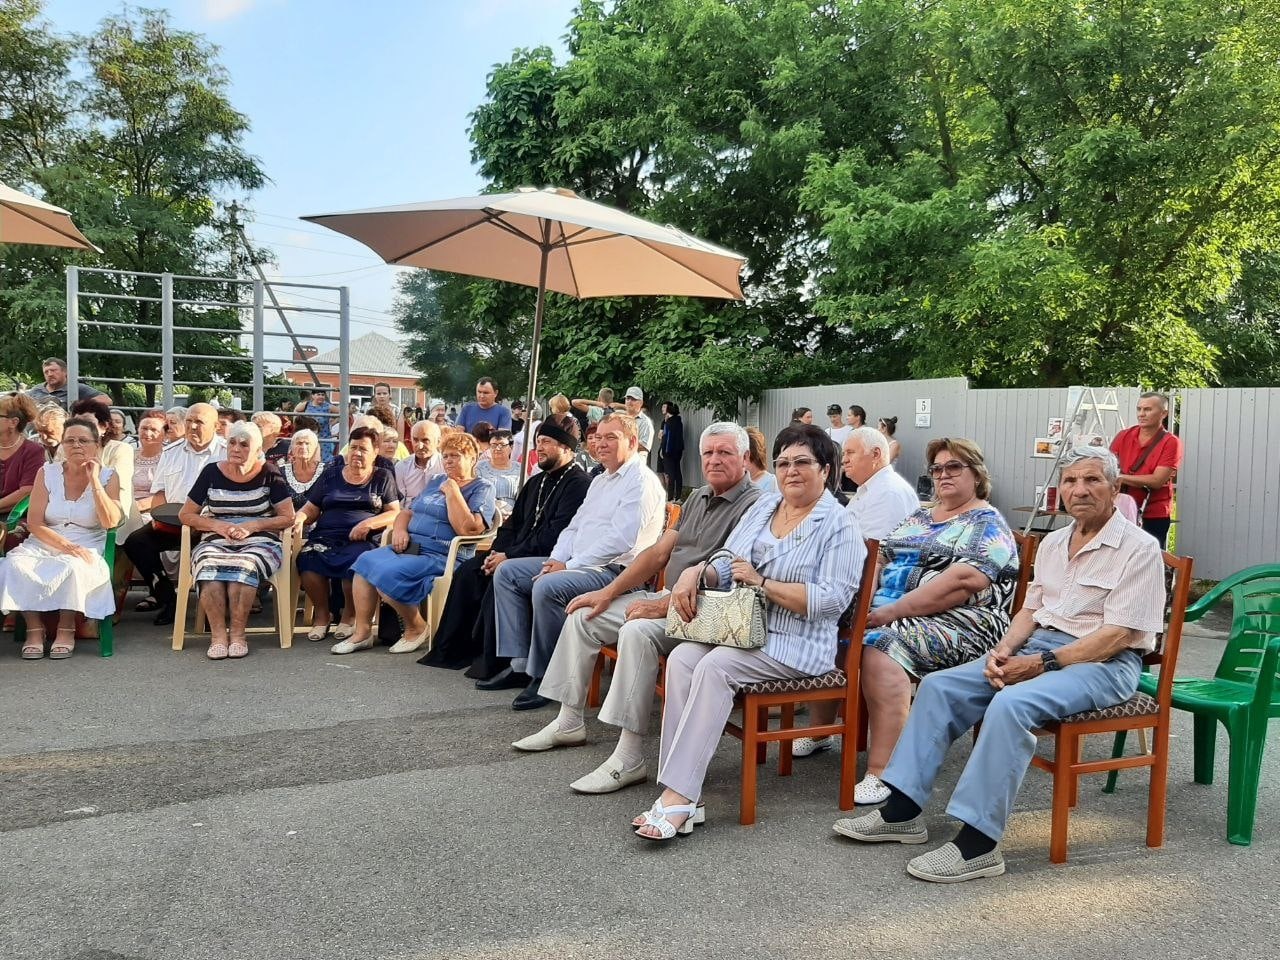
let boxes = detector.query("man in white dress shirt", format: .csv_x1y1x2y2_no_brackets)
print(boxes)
492,413,666,710
123,403,227,625
834,446,1167,883
843,427,920,540
393,420,443,507
794,426,923,757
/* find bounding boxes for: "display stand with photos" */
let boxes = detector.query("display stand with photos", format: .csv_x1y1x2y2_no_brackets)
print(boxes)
1020,386,1127,537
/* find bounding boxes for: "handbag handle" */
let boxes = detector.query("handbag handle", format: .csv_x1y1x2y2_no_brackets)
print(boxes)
696,547,738,590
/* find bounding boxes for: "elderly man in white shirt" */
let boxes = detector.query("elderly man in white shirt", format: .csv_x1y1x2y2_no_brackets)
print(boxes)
122,402,227,625
834,446,1167,883
843,426,920,539
792,425,924,758
492,413,666,711
394,420,444,507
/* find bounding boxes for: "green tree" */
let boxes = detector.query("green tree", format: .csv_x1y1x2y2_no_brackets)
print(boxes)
803,0,1280,388
0,4,267,403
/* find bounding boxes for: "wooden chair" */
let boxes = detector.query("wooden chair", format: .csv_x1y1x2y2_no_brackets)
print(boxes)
1027,551,1194,863
1011,531,1039,614
724,540,880,824
585,500,684,708
172,524,297,650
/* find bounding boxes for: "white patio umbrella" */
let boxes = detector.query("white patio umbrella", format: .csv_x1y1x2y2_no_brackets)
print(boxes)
0,180,99,251
304,186,746,480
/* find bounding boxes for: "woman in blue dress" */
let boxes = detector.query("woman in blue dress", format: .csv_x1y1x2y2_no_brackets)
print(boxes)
345,432,495,656
294,426,401,643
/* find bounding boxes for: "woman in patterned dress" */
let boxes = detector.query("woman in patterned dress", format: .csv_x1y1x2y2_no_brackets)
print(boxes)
282,429,323,510
857,437,1019,803
178,422,295,660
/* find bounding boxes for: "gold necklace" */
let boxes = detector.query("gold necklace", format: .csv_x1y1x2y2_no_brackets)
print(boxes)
0,435,23,453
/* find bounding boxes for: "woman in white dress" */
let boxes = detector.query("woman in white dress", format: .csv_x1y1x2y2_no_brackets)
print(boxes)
0,417,122,660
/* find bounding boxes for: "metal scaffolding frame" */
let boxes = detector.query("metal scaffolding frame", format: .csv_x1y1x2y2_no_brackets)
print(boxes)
64,266,351,444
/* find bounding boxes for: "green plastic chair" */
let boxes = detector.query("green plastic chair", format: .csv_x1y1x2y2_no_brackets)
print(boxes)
11,528,117,658
1,495,31,558
1106,564,1280,845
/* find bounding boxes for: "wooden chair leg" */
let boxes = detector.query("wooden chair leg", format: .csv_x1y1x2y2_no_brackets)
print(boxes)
171,584,190,650
1147,723,1171,849
1049,730,1076,864
587,652,606,709
275,574,292,649
1068,734,1082,807
778,703,795,777
755,706,768,765
740,715,760,826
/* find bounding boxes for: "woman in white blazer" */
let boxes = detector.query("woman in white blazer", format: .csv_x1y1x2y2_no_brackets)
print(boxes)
634,424,866,840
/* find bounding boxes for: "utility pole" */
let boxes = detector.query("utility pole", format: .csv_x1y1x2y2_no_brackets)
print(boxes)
228,202,324,387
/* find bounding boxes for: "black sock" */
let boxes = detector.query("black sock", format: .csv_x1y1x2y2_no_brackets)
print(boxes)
953,823,998,859
879,783,922,823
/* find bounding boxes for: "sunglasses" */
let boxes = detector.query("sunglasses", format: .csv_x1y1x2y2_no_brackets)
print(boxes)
928,460,969,479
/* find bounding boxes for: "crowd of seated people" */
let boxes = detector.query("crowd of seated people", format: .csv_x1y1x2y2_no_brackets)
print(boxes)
3,370,1183,879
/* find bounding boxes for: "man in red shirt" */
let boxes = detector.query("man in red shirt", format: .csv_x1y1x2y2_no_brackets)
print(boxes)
1109,392,1183,547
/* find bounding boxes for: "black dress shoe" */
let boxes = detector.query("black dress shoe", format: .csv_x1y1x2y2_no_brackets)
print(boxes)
512,679,551,711
475,667,530,691
152,606,176,626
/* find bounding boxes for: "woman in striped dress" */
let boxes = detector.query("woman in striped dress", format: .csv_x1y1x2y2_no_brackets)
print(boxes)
178,422,295,660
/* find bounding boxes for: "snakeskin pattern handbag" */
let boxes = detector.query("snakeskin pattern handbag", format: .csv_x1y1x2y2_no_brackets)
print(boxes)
665,549,767,649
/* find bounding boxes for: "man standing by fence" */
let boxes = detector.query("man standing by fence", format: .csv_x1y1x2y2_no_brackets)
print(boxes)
1110,392,1183,548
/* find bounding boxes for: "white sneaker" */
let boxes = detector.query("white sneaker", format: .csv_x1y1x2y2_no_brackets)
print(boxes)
792,735,839,758
855,773,892,805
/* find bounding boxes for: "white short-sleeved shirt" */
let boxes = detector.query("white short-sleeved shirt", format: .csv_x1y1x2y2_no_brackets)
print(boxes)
846,465,922,541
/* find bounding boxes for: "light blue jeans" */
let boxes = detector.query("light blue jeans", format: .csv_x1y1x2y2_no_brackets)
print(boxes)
882,627,1142,840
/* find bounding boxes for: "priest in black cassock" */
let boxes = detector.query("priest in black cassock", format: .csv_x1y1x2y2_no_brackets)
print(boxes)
419,419,590,677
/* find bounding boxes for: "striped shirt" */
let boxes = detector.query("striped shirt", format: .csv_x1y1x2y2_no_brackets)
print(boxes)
1023,508,1166,651
711,490,866,675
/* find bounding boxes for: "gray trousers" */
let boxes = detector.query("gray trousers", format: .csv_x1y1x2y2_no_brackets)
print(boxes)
657,643,805,802
492,556,622,679
539,591,681,735
882,628,1142,840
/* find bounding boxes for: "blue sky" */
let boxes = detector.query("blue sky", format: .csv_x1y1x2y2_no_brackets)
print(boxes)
44,0,580,343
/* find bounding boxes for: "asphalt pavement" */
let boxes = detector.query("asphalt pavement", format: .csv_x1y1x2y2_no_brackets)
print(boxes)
1,602,1276,960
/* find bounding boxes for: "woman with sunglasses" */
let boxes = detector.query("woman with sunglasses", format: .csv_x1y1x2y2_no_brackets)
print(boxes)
856,437,1018,804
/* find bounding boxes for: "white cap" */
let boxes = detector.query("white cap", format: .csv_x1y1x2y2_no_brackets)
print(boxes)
625,386,644,401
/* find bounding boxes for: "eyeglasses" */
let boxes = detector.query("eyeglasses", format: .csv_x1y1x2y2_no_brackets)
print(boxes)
928,460,970,478
773,456,820,472
489,439,510,447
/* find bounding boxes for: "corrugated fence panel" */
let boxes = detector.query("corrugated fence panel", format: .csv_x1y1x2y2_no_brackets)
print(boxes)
671,381,1278,579
1177,387,1280,580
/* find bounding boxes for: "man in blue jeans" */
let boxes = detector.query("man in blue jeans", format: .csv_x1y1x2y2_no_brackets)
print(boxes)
834,445,1167,882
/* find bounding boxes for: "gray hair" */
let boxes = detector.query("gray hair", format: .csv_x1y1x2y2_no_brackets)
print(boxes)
411,419,440,439
379,425,399,441
1139,391,1170,410
290,429,321,464
699,421,749,455
1059,445,1120,482
227,420,263,451
166,405,187,421
252,411,282,435
847,425,889,459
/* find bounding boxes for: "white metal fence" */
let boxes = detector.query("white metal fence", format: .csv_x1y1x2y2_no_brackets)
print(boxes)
672,377,1279,581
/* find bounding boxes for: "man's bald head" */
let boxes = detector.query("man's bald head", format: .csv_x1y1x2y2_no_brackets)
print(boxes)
411,418,440,461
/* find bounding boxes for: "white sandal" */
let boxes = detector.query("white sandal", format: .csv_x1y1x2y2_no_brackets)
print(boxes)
635,800,699,841
632,801,705,829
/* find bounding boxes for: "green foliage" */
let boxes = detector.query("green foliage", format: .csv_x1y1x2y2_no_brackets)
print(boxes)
0,3,265,402
375,0,1280,398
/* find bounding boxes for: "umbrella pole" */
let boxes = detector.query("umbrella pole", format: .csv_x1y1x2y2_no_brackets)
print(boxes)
517,234,551,491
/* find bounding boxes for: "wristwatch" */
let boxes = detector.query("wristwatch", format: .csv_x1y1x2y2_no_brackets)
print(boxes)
1041,650,1062,672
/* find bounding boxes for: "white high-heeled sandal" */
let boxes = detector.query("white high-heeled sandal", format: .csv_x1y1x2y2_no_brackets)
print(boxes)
635,800,700,841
